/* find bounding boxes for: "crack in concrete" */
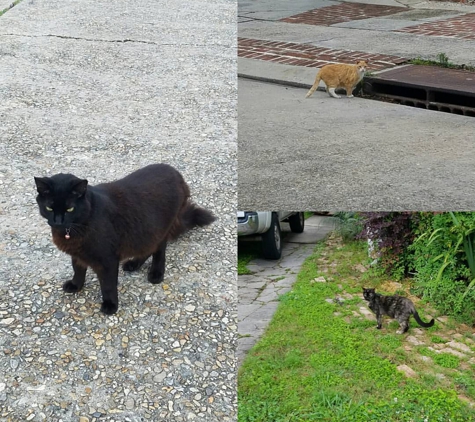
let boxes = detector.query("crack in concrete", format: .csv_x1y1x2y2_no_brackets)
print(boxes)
237,15,279,23
0,32,232,48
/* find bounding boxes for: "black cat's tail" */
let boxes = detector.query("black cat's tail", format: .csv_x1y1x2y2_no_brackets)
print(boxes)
413,311,435,328
169,202,216,240
182,202,216,230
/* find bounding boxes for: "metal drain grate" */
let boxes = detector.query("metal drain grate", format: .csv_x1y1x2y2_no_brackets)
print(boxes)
363,65,475,117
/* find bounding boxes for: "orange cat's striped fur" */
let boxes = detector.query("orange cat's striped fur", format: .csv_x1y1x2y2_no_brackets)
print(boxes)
305,60,368,99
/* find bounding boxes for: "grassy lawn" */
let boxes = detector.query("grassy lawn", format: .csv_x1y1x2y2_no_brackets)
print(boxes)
239,235,475,422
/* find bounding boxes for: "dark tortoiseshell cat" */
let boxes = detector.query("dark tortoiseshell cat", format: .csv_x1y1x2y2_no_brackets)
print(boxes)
35,164,216,315
363,288,434,334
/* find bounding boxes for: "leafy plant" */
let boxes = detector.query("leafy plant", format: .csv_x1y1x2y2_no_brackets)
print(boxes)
417,212,475,298
333,212,363,241
411,212,475,322
358,212,418,279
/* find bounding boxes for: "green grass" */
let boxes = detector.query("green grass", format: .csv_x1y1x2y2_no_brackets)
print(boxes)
0,0,22,16
238,241,262,275
410,52,475,72
239,238,475,422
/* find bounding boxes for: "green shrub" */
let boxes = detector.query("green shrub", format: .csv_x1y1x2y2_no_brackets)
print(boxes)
411,212,475,323
333,212,363,241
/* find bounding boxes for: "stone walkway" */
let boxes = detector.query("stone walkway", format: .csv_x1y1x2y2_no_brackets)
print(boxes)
237,215,336,367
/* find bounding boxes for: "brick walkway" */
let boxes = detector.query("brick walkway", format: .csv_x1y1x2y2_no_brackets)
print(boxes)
238,38,408,71
281,3,406,26
397,13,475,40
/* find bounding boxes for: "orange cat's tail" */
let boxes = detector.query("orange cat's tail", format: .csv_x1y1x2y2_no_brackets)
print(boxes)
305,72,321,98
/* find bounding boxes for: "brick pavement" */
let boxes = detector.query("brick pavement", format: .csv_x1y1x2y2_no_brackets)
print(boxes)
397,13,475,40
281,3,406,26
238,38,408,71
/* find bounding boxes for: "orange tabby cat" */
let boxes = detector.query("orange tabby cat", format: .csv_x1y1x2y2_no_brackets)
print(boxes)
305,60,368,99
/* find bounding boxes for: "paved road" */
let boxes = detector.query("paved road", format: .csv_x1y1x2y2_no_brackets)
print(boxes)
238,215,336,367
238,77,475,211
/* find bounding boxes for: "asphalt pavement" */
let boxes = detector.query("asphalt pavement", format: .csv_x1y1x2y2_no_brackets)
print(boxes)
238,77,475,210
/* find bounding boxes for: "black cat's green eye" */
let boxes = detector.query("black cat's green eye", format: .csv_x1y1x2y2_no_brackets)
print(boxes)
66,207,74,212
45,206,53,212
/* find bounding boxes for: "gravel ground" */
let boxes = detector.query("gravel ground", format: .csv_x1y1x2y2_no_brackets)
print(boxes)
0,0,237,421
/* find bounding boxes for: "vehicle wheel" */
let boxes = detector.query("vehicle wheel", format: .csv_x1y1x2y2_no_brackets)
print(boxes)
289,212,305,233
262,213,282,260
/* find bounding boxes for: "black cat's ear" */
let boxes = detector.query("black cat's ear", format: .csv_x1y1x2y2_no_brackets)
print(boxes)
71,179,88,197
34,177,51,196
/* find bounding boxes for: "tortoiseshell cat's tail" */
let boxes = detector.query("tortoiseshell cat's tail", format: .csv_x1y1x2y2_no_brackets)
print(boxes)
169,202,216,240
413,311,435,328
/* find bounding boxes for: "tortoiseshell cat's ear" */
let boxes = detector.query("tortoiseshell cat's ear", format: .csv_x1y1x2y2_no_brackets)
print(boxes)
34,177,51,195
71,179,88,197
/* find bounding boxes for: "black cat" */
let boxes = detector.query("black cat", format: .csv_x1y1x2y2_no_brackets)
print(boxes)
362,288,434,334
35,164,216,315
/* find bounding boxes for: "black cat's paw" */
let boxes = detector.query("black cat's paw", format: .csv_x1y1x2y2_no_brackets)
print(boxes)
100,300,118,315
148,271,164,284
123,259,143,272
376,325,382,330
63,280,82,293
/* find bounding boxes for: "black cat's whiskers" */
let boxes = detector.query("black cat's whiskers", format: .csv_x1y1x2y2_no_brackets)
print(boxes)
68,222,88,238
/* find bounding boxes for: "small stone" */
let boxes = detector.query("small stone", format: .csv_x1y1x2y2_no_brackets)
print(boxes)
85,387,92,394
185,305,196,312
79,418,89,422
125,398,135,410
447,341,472,354
0,318,14,325
397,364,418,378
311,276,326,283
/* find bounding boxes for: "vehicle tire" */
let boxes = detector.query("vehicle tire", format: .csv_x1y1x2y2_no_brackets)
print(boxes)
262,213,282,260
289,212,305,233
